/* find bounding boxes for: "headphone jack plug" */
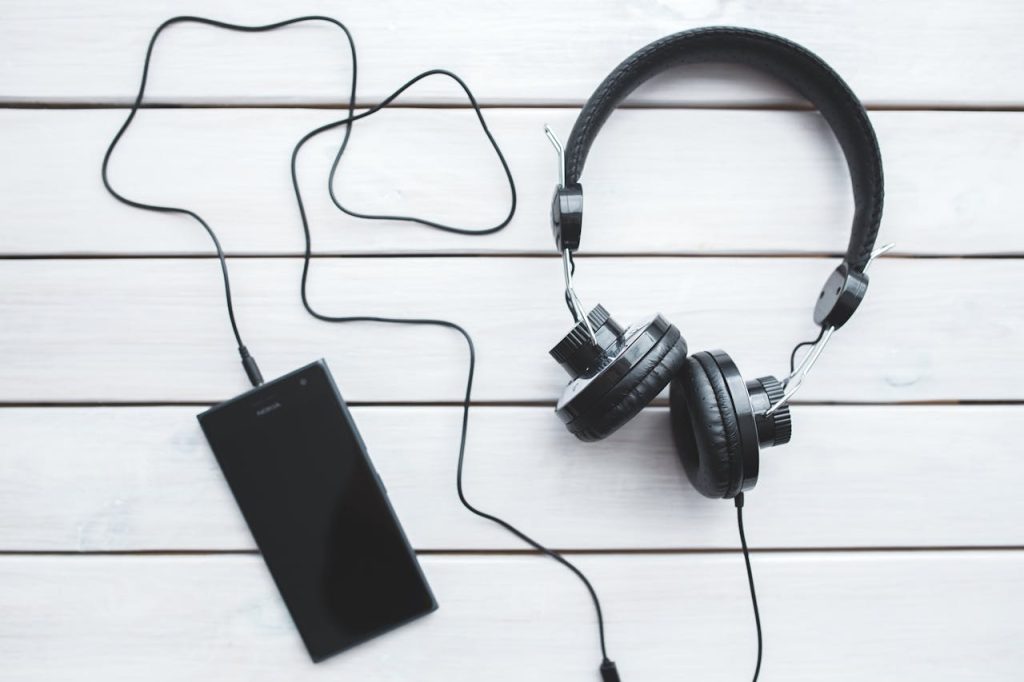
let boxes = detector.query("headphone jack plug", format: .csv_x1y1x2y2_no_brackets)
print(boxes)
239,345,264,387
600,659,620,682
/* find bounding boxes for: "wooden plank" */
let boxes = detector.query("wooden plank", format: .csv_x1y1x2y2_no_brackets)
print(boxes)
0,552,1019,680
3,1,1024,106
4,108,1023,256
0,257,1019,403
0,405,1018,552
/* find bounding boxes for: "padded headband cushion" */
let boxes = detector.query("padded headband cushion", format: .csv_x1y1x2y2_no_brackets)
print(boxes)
669,351,742,498
564,26,883,272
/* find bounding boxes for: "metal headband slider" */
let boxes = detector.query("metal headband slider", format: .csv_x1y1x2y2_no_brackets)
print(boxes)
765,243,895,417
812,243,895,329
544,124,583,252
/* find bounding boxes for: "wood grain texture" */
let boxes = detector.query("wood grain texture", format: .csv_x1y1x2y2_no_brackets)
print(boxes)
3,0,1024,106
1,552,1020,681
0,405,1018,552
0,257,1019,403
4,108,1022,256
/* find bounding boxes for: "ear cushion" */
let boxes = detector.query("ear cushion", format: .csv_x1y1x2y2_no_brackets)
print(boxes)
669,351,743,498
567,326,688,442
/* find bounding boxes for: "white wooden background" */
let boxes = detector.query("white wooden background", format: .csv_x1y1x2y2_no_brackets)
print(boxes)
2,1,1023,680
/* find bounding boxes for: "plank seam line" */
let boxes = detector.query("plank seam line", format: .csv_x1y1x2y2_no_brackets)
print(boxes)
1,253,1022,261
1,546,1021,558
3,102,1024,113
1,400,1020,409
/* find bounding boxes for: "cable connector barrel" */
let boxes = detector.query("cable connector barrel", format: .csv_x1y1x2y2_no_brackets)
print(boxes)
238,345,263,386
600,659,621,682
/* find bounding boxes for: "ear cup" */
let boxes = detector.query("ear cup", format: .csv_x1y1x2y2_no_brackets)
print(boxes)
566,325,688,442
669,351,744,498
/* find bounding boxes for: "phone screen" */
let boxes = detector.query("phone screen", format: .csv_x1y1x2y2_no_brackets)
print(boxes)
198,360,436,661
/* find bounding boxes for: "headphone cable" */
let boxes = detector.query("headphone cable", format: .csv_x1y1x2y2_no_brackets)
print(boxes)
789,325,826,374
102,15,617,680
285,49,620,682
735,493,763,681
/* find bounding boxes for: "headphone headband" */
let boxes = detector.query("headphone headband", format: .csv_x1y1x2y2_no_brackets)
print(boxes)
556,26,884,274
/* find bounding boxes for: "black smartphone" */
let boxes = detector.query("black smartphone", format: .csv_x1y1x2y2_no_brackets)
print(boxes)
198,360,436,661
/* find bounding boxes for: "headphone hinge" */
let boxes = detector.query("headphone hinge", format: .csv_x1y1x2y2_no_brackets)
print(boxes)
813,261,868,329
551,183,583,252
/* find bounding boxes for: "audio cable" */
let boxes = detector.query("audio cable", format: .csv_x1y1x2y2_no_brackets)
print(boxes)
728,329,828,682
735,493,763,681
101,15,619,680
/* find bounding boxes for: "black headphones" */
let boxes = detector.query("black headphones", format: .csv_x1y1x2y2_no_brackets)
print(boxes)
548,27,886,500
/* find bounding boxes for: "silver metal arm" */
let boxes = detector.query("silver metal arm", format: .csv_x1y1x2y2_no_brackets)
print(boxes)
547,124,597,343
864,242,895,272
764,242,895,416
562,249,596,341
765,325,835,416
544,124,566,188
